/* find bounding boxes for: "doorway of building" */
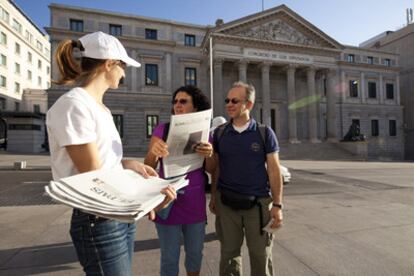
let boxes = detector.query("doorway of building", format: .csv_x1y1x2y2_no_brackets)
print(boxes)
0,118,7,149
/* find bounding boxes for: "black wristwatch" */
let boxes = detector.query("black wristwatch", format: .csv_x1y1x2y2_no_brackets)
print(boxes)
272,203,283,209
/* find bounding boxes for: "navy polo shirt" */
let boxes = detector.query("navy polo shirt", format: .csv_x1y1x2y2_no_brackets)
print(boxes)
213,119,279,197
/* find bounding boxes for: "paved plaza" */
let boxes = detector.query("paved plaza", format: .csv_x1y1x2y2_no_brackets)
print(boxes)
1,153,414,275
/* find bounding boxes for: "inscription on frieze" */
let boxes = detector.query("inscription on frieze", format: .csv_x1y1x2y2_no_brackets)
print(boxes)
244,48,313,64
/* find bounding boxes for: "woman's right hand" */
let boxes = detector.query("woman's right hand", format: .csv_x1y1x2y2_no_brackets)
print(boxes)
150,138,169,158
148,185,177,220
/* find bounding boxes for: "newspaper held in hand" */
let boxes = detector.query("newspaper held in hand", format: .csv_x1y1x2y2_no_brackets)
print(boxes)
262,218,281,234
44,169,188,223
163,109,212,178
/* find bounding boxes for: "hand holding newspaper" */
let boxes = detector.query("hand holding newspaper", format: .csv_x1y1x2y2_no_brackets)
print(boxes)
45,169,188,223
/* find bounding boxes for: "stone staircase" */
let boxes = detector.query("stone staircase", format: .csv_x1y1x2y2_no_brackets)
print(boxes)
278,141,364,161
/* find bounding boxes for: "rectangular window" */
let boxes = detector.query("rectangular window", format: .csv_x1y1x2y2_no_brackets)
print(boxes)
184,34,196,46
371,120,379,136
109,24,122,36
0,32,6,45
184,67,197,86
14,63,20,74
12,19,22,33
27,70,32,80
386,83,394,99
385,58,391,67
38,60,42,70
347,54,355,63
70,19,84,32
145,29,157,40
26,32,33,44
389,120,397,136
15,42,20,54
46,66,50,74
145,64,158,86
112,114,123,138
15,102,20,111
38,76,42,86
323,78,327,96
14,82,20,93
367,56,374,64
33,104,40,113
0,54,6,66
27,51,32,62
0,75,6,87
36,40,43,52
146,115,159,138
368,82,376,98
349,80,358,97
1,7,9,23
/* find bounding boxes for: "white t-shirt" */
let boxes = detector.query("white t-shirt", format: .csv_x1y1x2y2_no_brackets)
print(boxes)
46,87,123,180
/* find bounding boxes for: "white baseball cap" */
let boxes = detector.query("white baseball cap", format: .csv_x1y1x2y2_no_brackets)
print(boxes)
78,31,141,67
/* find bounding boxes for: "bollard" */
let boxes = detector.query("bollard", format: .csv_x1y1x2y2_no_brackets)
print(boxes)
14,161,27,170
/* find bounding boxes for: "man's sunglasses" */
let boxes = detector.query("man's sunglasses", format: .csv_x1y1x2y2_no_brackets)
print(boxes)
115,60,127,69
224,98,242,104
172,99,189,105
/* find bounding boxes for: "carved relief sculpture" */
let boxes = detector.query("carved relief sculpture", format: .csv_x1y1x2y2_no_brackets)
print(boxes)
237,19,317,46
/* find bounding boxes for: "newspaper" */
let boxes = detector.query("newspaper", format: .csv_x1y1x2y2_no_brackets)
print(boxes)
162,109,212,178
44,169,188,222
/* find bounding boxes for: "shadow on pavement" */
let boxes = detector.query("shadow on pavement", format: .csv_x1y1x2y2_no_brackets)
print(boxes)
0,233,218,275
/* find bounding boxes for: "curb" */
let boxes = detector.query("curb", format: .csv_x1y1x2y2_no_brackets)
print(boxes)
0,166,51,171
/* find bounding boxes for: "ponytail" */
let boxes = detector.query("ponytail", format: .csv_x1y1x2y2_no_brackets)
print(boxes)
53,40,81,85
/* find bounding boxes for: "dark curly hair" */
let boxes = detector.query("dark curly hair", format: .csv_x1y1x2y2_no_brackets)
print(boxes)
171,85,211,114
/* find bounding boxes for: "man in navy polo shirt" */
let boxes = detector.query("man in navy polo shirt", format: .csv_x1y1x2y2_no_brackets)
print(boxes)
210,81,283,276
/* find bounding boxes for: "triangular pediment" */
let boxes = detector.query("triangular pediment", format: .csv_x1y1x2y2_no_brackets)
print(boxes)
212,5,343,49
235,19,319,46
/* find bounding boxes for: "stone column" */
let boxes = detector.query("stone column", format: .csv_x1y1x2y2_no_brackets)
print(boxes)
131,50,137,92
307,66,320,143
260,62,271,126
238,60,247,82
341,70,346,102
360,71,366,104
379,73,384,104
396,74,400,105
213,59,224,116
326,68,338,142
287,64,299,143
165,53,172,93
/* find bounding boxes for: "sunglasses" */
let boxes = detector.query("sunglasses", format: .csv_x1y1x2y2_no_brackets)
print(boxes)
114,60,127,69
224,98,243,104
172,99,189,105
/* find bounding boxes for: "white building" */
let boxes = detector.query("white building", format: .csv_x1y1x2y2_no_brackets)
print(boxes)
0,0,51,152
0,0,50,113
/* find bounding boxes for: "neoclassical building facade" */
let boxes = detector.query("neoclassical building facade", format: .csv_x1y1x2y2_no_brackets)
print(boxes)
47,4,404,159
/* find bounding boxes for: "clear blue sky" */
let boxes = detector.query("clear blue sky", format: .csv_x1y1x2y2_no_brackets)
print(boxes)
13,0,414,46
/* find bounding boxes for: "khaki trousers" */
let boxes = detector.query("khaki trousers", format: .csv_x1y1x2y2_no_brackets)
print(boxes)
215,191,274,276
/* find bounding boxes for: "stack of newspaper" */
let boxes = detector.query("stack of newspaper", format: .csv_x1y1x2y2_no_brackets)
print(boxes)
45,169,188,223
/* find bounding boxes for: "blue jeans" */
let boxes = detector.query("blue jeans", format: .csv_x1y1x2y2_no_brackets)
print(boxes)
70,209,136,276
155,222,206,276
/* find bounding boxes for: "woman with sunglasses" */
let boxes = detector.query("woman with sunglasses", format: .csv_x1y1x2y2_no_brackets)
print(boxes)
46,31,176,275
144,85,215,276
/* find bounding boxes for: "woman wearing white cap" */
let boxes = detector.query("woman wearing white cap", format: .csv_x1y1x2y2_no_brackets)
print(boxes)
46,31,176,275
